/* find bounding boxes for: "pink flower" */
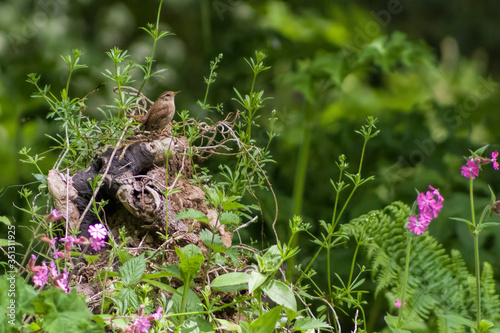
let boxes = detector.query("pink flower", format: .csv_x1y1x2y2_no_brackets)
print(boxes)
49,260,58,278
492,152,499,170
33,262,49,287
46,209,66,222
408,215,427,235
55,269,69,293
417,191,435,212
134,317,151,333
60,236,76,252
28,254,37,271
53,249,67,259
408,186,443,235
90,238,105,251
88,223,107,240
461,159,480,179
149,306,163,321
394,299,406,308
40,236,57,249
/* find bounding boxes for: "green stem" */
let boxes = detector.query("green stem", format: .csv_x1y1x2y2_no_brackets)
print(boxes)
469,177,481,332
245,71,258,143
330,171,343,225
138,0,163,94
398,235,412,325
101,250,117,314
287,103,311,280
179,281,190,324
347,237,361,289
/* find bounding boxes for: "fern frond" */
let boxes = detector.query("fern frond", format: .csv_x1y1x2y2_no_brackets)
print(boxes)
342,201,500,331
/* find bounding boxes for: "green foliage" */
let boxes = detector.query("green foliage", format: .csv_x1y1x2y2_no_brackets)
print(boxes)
0,275,103,332
343,202,500,332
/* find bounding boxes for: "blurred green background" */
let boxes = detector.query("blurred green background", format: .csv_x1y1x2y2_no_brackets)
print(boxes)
2,0,500,330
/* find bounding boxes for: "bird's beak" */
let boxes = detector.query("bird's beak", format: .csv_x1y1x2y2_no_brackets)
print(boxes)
174,91,181,95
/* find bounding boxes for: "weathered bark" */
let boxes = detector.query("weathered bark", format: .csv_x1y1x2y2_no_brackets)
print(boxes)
47,135,230,248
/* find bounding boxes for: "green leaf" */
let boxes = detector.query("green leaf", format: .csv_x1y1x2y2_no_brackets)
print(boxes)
211,272,250,292
0,276,37,327
116,288,141,312
215,318,242,332
473,145,489,156
480,319,495,332
438,314,475,328
249,305,282,333
294,317,331,331
248,271,267,293
170,287,204,325
120,254,146,287
489,185,496,203
143,270,179,279
84,255,100,264
0,216,11,226
33,173,46,183
176,244,204,284
219,212,240,225
175,209,210,223
450,217,473,227
141,279,177,293
32,288,103,332
199,229,227,253
256,245,282,273
478,222,500,231
158,264,182,279
262,280,297,311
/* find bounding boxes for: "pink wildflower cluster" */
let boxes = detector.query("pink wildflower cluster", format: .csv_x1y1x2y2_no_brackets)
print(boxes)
28,224,108,291
28,255,69,293
125,305,163,333
461,151,499,179
407,185,443,235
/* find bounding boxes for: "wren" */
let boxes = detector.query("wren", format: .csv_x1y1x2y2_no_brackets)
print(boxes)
128,91,180,131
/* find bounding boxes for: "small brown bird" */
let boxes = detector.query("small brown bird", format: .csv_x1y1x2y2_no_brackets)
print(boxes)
128,91,180,131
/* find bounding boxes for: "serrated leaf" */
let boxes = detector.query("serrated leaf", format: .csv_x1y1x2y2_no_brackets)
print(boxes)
176,244,204,283
294,317,330,331
117,287,140,312
120,254,146,287
211,272,250,292
262,280,296,311
220,212,240,225
175,209,210,223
